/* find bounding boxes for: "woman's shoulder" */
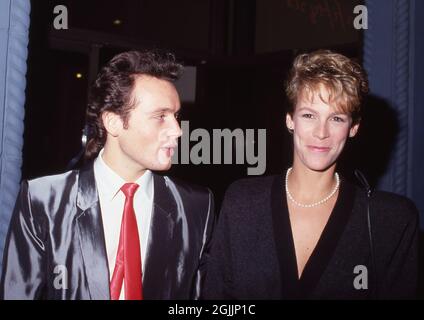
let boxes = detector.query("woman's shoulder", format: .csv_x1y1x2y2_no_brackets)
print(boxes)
225,175,280,198
371,190,419,221
219,175,281,223
347,179,419,223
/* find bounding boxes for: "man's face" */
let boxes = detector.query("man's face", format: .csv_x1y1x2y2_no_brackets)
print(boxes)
110,75,182,172
286,85,359,172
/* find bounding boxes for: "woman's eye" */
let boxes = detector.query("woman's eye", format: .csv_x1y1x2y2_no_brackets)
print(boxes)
332,116,346,123
302,113,314,119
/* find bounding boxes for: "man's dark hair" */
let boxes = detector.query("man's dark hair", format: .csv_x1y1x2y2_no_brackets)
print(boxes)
84,50,183,160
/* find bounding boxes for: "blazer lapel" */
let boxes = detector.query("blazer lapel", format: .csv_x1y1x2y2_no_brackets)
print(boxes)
76,163,111,300
142,173,176,299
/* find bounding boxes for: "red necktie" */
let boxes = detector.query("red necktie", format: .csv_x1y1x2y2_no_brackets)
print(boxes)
110,183,143,300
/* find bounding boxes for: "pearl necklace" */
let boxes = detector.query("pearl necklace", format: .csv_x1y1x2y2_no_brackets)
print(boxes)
285,167,340,208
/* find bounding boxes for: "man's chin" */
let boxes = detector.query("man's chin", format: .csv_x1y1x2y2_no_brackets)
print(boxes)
156,165,172,172
153,160,172,171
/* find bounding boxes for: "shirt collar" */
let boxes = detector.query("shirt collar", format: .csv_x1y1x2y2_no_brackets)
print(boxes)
94,149,153,201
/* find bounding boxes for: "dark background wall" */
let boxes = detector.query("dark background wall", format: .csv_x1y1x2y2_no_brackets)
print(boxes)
14,0,424,296
23,0,365,206
8,0,424,296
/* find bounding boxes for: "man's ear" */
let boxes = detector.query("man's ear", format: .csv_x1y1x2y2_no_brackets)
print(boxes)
349,122,360,137
286,113,294,132
102,111,122,137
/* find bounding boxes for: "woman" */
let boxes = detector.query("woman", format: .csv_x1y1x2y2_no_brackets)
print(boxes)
202,50,419,299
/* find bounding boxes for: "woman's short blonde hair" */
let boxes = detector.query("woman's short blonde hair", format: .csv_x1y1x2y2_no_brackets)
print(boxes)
285,50,369,124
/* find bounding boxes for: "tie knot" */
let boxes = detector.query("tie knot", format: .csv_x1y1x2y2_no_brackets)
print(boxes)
121,183,139,198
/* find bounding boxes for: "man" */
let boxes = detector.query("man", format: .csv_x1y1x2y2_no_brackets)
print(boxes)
0,50,215,300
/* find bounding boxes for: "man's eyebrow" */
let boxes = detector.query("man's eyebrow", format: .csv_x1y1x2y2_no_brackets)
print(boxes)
150,107,179,113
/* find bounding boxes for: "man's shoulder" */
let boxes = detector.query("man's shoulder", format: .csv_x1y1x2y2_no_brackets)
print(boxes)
156,174,213,222
27,169,78,186
156,173,213,198
25,169,80,197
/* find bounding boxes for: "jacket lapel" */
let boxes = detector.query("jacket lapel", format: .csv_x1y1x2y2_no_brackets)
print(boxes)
142,173,176,299
76,162,111,300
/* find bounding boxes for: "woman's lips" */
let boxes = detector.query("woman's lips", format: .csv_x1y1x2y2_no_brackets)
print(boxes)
307,145,331,152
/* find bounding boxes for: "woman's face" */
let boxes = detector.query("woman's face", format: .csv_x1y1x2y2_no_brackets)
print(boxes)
286,85,359,172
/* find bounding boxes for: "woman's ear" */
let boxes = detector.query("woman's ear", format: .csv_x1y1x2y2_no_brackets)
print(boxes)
286,113,294,133
349,122,360,137
102,111,122,137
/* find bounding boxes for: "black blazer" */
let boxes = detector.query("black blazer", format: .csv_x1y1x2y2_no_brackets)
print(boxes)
202,175,419,300
0,162,215,300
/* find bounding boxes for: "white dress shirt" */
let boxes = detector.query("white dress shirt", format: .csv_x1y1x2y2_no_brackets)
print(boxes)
93,149,153,299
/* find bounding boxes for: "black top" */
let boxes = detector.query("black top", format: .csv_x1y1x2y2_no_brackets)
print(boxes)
202,174,419,300
272,176,356,299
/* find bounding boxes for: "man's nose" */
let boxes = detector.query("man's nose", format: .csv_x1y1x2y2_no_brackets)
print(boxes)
169,117,182,138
